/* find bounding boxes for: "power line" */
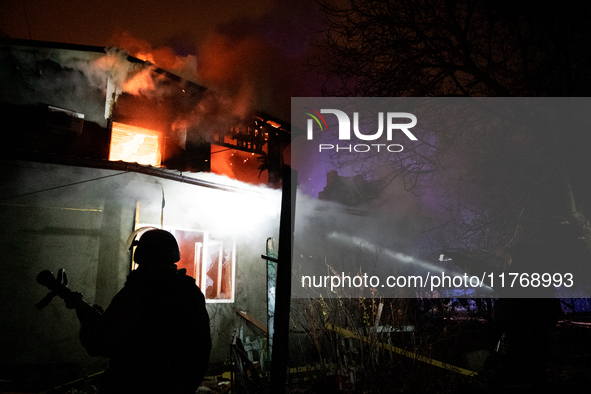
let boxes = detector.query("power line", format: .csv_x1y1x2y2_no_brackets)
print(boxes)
1,171,129,201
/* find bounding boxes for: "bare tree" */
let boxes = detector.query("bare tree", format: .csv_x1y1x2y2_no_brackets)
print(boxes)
313,0,591,270
316,0,591,97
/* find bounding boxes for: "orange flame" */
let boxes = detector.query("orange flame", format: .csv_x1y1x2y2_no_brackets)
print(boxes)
109,122,161,166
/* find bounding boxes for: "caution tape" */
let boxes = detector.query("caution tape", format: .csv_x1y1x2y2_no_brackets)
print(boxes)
326,324,478,377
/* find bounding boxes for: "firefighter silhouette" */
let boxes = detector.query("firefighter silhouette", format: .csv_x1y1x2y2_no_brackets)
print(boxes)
68,228,211,394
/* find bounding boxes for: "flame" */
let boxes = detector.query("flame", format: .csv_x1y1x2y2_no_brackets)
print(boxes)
109,122,161,166
211,146,268,185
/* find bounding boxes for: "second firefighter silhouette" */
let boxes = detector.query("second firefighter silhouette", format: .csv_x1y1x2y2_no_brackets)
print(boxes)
72,229,211,394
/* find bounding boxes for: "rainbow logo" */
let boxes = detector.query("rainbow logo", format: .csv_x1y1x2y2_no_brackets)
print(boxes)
303,107,329,132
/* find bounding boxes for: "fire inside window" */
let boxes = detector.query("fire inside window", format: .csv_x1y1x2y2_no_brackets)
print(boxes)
109,122,161,166
134,225,236,303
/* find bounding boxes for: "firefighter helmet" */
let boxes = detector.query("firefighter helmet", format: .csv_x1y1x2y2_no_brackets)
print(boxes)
132,229,181,266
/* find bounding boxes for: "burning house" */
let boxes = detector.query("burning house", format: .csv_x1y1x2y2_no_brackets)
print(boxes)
0,38,290,390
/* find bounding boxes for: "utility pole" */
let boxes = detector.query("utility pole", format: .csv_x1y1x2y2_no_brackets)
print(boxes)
269,167,297,393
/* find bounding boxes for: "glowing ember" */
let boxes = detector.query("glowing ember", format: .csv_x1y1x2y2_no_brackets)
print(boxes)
109,122,161,166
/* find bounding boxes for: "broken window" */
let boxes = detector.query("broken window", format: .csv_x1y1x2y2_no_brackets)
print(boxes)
135,225,235,303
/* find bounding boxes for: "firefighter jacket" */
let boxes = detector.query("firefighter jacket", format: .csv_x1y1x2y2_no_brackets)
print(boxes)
77,265,211,394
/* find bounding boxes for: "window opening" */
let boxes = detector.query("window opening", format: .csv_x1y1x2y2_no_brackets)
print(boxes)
109,122,161,166
134,224,235,303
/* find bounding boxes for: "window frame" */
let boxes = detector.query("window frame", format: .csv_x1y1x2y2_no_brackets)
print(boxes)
135,224,236,303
